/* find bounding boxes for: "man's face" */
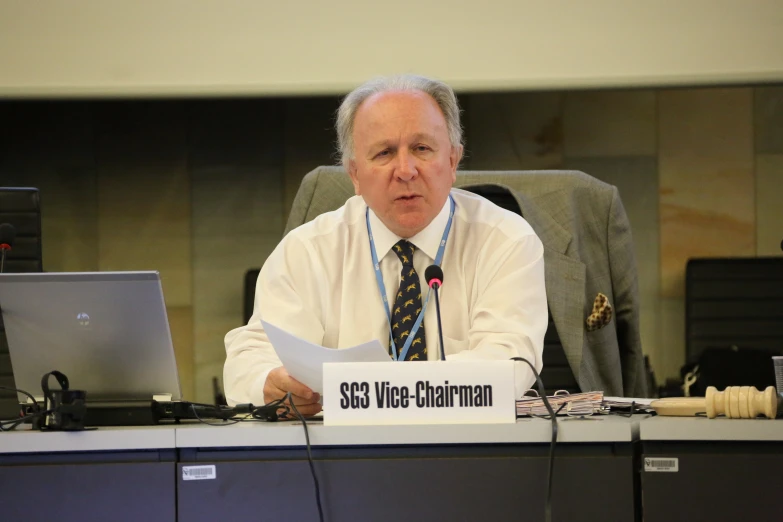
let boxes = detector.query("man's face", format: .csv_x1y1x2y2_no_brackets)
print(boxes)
348,90,462,238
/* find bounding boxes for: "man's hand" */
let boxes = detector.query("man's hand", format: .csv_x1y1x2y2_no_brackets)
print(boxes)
264,367,322,417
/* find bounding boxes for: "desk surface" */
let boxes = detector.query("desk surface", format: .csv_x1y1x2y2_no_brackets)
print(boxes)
0,425,177,454
640,416,783,441
175,415,638,449
7,417,783,454
0,416,638,453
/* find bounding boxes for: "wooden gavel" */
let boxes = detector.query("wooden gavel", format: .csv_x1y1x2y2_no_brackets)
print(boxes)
650,386,778,419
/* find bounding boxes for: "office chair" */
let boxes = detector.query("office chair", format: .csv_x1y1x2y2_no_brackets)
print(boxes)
0,187,44,419
253,166,646,397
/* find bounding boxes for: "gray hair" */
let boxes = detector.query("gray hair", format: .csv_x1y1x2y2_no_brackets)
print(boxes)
335,74,463,169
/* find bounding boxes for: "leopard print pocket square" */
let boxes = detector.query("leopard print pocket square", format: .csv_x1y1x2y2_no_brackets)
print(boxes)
586,292,613,331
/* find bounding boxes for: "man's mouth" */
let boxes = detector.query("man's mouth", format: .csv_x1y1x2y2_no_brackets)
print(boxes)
396,194,421,201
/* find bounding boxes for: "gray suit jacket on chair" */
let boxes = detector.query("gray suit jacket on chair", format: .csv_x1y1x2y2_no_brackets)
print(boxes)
285,166,648,398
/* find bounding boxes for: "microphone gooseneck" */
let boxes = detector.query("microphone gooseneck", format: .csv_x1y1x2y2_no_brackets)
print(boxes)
425,265,446,361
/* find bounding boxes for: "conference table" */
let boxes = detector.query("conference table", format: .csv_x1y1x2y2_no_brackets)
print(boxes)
0,425,177,521
2,415,782,522
176,416,636,522
1,417,637,522
639,416,783,522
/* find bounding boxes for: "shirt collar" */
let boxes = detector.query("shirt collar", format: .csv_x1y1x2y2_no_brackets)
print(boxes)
367,195,451,262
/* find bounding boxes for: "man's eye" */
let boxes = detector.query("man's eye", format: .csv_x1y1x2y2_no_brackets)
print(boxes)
415,145,431,152
375,150,390,158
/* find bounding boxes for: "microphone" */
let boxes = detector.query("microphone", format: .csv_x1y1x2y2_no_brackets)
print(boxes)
425,265,446,361
0,223,15,273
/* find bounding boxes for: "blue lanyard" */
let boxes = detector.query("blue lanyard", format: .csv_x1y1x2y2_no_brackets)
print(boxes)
366,196,455,361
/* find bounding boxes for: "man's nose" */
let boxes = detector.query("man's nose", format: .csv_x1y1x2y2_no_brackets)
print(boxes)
394,149,418,181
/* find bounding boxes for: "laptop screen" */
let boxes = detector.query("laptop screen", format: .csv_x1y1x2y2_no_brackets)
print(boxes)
0,271,182,403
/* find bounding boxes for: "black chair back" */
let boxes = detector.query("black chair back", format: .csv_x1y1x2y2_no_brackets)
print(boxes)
0,187,44,419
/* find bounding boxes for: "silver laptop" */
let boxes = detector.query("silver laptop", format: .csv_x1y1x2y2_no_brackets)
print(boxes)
0,271,182,404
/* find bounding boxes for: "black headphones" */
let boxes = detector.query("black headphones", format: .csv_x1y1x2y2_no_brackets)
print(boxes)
40,370,87,431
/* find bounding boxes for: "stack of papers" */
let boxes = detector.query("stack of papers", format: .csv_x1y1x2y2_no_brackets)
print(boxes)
516,391,604,417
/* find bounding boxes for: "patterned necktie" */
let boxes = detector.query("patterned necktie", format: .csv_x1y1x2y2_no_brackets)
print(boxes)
390,240,426,361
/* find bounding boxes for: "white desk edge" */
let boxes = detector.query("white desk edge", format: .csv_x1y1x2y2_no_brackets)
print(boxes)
0,417,636,453
639,416,783,441
174,416,636,449
0,425,177,454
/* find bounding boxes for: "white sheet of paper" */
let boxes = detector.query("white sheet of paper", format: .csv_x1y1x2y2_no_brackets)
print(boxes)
261,320,392,394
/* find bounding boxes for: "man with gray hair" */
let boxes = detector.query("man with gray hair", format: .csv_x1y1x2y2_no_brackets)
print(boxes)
224,74,548,414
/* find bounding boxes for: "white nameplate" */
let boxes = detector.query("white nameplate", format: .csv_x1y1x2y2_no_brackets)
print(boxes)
323,360,516,426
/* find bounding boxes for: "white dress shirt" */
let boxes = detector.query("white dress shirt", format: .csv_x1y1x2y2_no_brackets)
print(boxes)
223,188,548,405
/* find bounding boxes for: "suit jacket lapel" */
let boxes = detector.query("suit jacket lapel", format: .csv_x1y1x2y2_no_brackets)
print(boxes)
506,189,587,385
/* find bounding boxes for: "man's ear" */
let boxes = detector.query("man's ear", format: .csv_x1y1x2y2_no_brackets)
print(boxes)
450,145,463,182
347,160,361,195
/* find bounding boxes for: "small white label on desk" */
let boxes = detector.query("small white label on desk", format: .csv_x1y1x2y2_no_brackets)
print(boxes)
182,465,216,481
322,361,516,426
644,458,679,472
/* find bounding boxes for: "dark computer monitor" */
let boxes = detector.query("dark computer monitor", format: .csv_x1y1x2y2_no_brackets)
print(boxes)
0,187,43,419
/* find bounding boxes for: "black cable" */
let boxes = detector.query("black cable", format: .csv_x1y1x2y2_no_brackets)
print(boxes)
0,385,40,410
0,417,25,431
511,357,557,522
186,395,321,520
0,385,45,431
0,417,27,431
189,405,243,426
0,409,51,431
251,397,288,421
186,401,249,420
186,397,290,426
287,392,325,522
